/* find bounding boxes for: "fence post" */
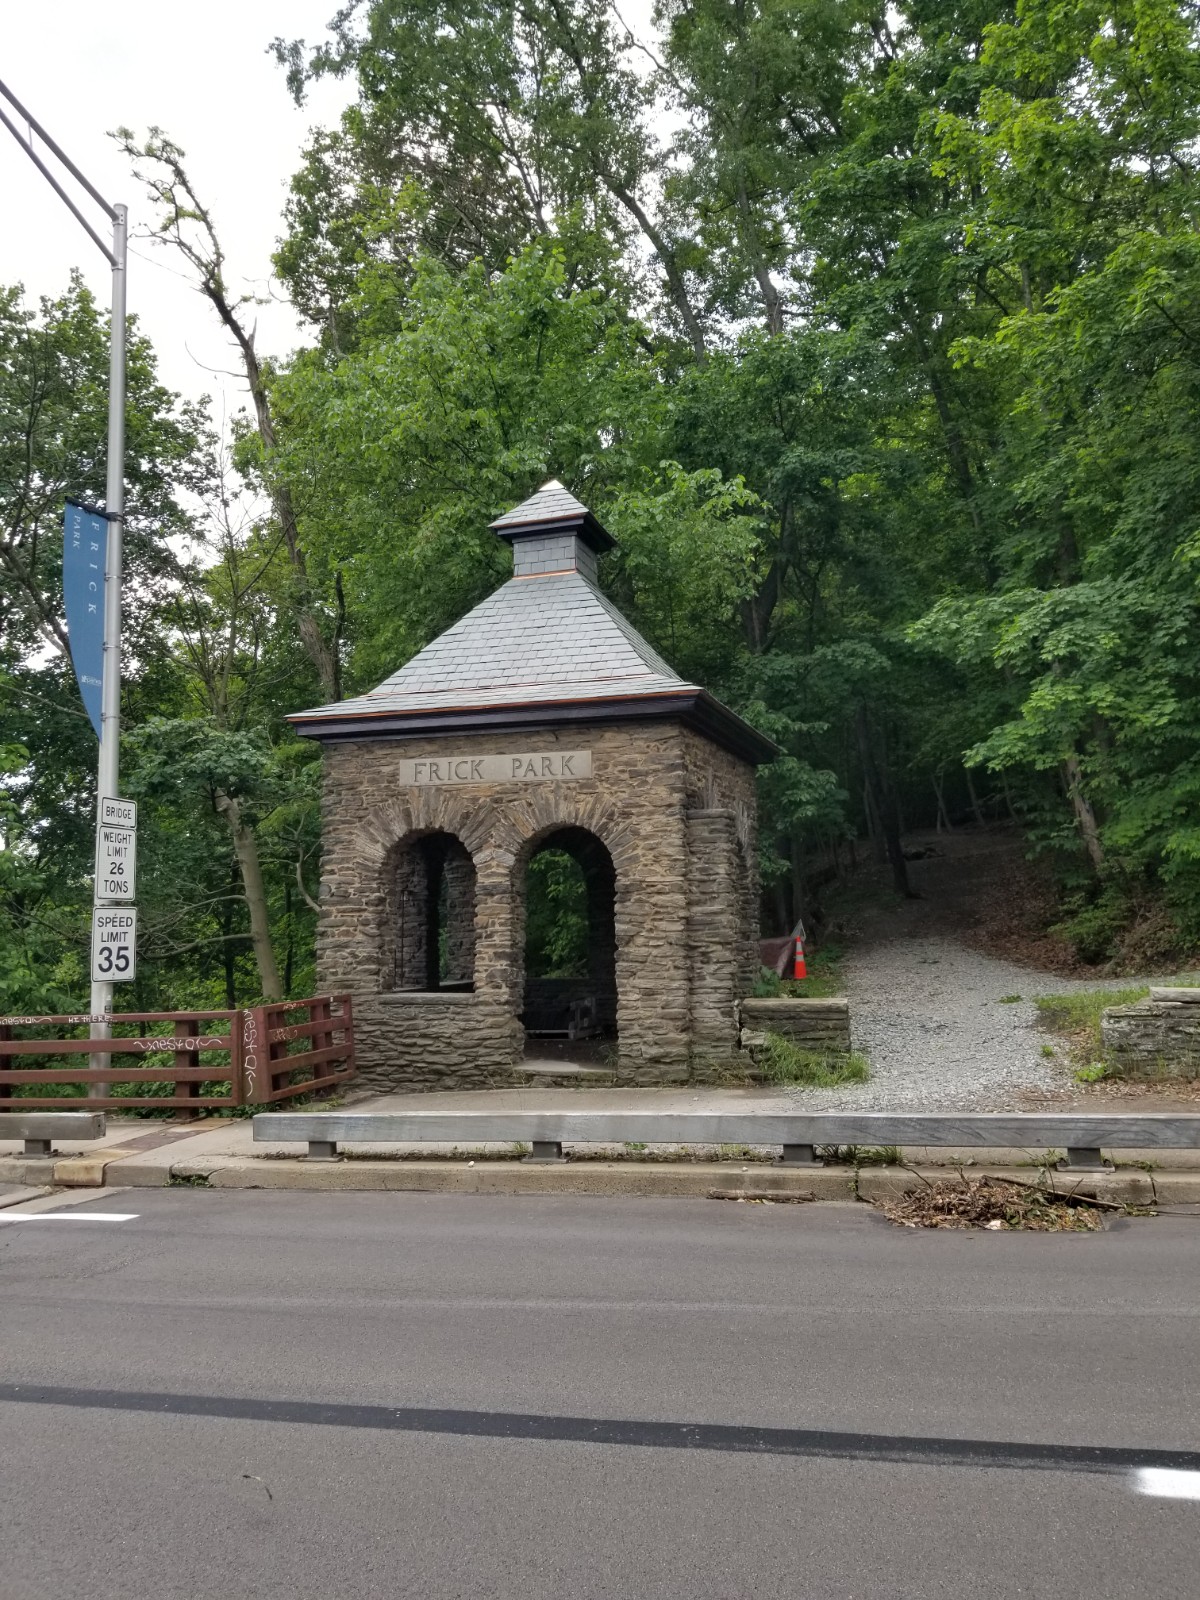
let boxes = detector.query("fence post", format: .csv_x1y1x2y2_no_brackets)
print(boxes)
312,996,332,1090
240,1005,266,1108
230,1009,245,1107
173,1015,201,1118
0,1024,10,1103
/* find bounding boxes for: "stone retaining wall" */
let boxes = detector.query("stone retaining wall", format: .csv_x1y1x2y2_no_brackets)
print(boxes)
1102,987,1200,1077
737,997,852,1060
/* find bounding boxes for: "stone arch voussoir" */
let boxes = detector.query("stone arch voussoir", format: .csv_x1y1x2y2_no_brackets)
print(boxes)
501,790,638,879
353,791,496,872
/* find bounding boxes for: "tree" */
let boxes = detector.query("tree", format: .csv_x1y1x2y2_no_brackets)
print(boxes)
116,129,344,704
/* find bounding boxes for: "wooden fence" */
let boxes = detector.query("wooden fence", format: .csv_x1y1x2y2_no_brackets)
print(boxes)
0,995,354,1112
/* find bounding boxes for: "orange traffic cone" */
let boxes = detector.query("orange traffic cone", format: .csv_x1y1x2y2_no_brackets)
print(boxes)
793,936,807,981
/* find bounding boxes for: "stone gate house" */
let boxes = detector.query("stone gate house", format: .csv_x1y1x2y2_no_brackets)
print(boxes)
290,482,776,1088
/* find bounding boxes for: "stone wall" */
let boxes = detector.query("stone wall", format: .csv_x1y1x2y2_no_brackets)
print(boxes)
316,718,760,1089
1102,988,1200,1077
441,847,476,986
737,997,852,1060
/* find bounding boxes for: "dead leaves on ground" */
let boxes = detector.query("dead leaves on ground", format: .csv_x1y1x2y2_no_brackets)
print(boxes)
878,1174,1103,1231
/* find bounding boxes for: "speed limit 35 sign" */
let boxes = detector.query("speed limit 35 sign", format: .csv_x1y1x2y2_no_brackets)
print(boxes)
91,907,137,982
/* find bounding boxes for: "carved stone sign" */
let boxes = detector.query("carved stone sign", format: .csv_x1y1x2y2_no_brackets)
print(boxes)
398,751,592,786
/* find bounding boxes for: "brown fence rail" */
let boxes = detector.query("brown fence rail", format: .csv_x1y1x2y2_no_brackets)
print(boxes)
241,995,356,1106
0,996,354,1112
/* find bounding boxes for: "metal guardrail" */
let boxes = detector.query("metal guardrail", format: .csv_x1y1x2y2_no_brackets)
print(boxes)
0,1111,106,1157
252,1111,1200,1170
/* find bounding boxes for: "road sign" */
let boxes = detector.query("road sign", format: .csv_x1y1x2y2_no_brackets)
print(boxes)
100,795,137,829
91,907,136,982
95,823,136,900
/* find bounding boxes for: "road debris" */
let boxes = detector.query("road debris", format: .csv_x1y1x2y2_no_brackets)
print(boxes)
876,1173,1103,1231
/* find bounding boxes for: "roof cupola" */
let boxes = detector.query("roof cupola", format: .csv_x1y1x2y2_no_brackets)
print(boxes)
489,479,616,584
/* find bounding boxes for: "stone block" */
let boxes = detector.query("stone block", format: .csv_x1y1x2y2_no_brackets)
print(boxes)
1101,997,1200,1077
737,997,852,1058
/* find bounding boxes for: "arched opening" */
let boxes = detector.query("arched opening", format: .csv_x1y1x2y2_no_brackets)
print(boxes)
520,826,617,1054
384,830,476,992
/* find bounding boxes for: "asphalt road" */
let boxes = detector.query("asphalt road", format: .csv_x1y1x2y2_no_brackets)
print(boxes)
1,1190,1199,1599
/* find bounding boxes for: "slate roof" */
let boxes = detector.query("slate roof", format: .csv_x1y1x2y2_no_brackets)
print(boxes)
290,485,776,763
489,478,589,531
490,478,617,552
294,569,686,716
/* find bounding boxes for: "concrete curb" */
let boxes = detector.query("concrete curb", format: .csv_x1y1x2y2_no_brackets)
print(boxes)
0,1148,141,1188
6,1147,1200,1203
130,1157,860,1199
62,1155,1200,1203
854,1166,1198,1206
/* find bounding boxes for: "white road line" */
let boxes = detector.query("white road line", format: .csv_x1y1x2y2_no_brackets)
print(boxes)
1135,1468,1200,1501
0,1212,138,1223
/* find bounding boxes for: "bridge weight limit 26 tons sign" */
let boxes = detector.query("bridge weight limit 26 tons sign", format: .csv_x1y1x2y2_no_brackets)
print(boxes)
90,797,138,982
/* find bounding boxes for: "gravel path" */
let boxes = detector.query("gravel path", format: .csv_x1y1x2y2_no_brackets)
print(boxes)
786,933,1142,1112
780,831,1160,1113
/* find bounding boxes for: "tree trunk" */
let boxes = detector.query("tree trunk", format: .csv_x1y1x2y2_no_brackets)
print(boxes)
214,789,283,1000
863,778,886,863
1000,772,1019,824
221,861,239,1010
964,766,986,828
1061,754,1104,873
204,295,341,702
789,834,808,935
856,706,915,898
932,771,953,832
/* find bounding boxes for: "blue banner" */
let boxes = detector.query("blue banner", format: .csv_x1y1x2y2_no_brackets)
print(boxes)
62,502,108,740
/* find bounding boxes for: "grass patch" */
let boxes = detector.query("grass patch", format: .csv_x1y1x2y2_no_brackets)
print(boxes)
998,993,1023,1004
816,1144,900,1166
1034,986,1149,1077
755,1033,870,1087
1035,986,1150,1037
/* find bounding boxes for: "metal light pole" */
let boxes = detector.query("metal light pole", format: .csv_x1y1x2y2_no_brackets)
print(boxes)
0,80,127,1073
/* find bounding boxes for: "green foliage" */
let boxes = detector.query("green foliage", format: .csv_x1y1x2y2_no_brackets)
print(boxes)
1074,1061,1112,1084
1035,987,1151,1040
525,849,590,979
1036,985,1150,1075
751,967,783,998
754,1035,870,1087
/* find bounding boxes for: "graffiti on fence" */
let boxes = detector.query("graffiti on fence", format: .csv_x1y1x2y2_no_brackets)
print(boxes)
241,1009,259,1103
125,1036,228,1053
269,1022,321,1045
3,1013,113,1026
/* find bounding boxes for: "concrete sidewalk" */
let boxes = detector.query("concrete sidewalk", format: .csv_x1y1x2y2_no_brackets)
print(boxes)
4,1086,1200,1204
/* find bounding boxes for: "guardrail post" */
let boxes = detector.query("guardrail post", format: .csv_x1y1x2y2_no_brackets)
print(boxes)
1060,1147,1111,1172
526,1141,565,1163
781,1143,821,1167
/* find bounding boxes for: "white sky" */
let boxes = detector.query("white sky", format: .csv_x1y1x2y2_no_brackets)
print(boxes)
0,2,352,430
2,0,662,437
